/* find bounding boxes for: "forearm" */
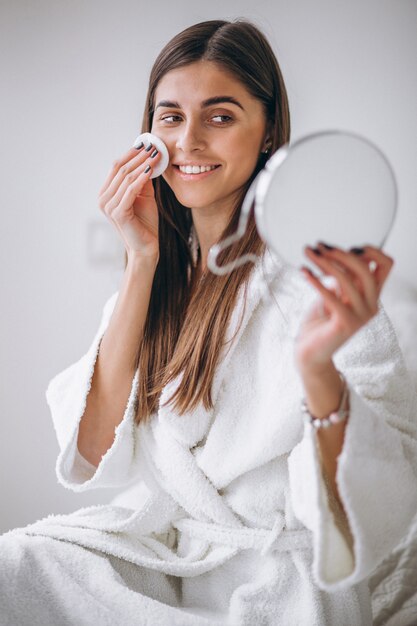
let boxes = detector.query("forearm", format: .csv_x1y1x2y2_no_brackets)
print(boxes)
77,254,158,466
299,361,348,510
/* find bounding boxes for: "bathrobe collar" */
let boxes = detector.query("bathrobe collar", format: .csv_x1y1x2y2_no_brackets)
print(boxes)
157,246,286,449
138,246,288,525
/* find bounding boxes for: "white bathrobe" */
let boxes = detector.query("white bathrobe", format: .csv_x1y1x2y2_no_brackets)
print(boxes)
1,248,417,626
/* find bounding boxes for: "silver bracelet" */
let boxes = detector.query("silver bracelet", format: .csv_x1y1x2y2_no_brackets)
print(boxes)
301,370,350,429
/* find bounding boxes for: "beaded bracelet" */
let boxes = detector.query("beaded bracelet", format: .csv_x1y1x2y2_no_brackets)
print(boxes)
301,371,350,429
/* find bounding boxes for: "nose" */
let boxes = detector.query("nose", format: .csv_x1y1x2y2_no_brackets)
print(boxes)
175,119,206,154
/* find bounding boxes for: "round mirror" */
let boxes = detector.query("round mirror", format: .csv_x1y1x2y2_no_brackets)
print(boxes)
256,130,397,268
207,130,397,275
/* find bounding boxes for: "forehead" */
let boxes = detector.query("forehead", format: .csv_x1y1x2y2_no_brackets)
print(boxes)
154,60,258,108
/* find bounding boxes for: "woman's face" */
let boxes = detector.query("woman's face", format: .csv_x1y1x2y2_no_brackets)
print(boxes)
151,60,269,215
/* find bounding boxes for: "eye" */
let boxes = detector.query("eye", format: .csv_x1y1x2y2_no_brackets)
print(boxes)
160,114,182,124
211,115,233,124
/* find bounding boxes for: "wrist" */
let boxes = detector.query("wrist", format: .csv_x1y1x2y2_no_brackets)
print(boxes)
301,370,349,428
300,362,344,420
127,252,159,273
297,358,337,381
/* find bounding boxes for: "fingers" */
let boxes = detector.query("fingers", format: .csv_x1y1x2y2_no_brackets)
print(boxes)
110,166,154,224
318,244,394,300
101,144,155,204
300,264,355,326
301,243,394,322
305,245,377,316
99,145,161,217
98,146,144,197
346,245,394,297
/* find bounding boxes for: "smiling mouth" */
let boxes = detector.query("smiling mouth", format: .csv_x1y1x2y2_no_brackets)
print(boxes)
173,164,221,175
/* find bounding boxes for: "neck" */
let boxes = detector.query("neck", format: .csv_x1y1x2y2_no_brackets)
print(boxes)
191,205,235,272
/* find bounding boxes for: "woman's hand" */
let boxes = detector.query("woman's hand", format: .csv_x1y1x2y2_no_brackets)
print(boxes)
98,144,162,261
295,243,394,374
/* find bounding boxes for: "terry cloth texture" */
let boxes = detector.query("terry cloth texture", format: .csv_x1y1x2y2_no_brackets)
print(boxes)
1,248,417,625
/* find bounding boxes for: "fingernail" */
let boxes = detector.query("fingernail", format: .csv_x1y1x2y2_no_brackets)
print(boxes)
145,143,153,152
318,241,334,250
144,165,151,173
150,149,158,158
301,265,316,278
134,141,144,150
309,247,322,256
350,247,365,255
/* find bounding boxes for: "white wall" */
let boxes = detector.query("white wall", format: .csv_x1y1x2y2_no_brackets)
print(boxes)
1,0,416,532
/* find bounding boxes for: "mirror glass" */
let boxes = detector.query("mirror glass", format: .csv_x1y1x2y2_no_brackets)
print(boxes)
255,130,397,269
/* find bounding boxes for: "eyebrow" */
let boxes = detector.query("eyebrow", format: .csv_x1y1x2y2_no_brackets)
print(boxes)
155,96,245,111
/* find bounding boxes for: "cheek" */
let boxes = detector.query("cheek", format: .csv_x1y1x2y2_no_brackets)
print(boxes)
152,130,175,161
224,137,261,179
150,122,170,143
240,132,262,158
224,127,261,160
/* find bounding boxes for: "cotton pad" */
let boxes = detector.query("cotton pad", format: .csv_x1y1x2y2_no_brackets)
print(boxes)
132,132,169,179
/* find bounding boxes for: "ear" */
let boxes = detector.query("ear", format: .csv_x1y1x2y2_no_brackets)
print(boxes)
261,121,274,152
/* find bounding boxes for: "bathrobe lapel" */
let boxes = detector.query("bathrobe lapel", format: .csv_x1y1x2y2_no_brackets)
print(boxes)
138,248,285,526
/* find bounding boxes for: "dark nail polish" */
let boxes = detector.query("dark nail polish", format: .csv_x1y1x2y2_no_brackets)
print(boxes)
318,241,334,250
350,247,365,255
150,149,158,158
145,143,153,152
144,165,151,173
310,247,322,256
134,141,144,150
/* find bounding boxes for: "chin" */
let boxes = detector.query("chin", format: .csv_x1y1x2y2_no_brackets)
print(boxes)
169,188,221,210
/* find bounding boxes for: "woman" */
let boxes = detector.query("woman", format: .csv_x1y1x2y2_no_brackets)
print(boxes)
1,18,416,626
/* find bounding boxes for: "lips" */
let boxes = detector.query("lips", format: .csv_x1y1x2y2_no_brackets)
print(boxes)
173,162,221,167
172,164,221,180
174,163,220,174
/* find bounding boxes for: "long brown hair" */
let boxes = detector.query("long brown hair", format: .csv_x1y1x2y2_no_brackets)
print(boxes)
127,19,290,422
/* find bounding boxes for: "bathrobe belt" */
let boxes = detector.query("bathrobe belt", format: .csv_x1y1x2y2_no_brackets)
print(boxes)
172,513,312,557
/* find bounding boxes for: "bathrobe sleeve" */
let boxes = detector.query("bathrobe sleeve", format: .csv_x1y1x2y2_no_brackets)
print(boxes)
288,302,417,592
45,290,140,492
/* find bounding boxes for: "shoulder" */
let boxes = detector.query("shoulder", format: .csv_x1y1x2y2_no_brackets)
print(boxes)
251,248,319,337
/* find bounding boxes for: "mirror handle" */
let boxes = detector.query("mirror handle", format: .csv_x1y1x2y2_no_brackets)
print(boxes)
207,173,261,275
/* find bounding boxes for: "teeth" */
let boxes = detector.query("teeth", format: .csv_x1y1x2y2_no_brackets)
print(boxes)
179,165,218,174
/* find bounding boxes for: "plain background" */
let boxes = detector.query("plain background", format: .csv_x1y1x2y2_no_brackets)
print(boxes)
1,0,416,533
